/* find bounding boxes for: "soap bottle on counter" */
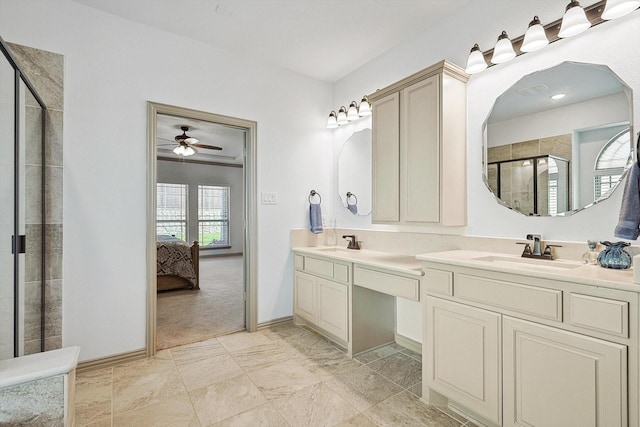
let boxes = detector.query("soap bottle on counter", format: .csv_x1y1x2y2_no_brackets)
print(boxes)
581,240,599,265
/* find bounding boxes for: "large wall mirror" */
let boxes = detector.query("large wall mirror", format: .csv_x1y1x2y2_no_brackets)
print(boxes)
338,128,372,215
483,61,633,217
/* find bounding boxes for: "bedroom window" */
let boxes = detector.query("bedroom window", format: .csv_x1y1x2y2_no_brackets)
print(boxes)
198,185,230,248
593,128,631,200
156,183,188,241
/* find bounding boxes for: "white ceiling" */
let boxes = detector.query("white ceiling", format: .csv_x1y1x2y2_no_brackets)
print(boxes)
72,0,471,82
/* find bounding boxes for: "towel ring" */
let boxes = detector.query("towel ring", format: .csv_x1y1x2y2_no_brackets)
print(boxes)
346,192,358,205
309,190,322,204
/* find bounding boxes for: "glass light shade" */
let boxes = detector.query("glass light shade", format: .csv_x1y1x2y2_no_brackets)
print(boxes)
336,106,348,125
358,96,371,116
558,1,591,38
346,101,359,121
465,44,487,74
184,136,199,144
601,0,640,19
521,16,549,52
522,159,532,166
183,146,196,156
173,145,186,155
327,111,338,128
491,32,516,64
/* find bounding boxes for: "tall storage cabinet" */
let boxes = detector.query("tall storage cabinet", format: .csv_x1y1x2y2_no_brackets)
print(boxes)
370,60,468,225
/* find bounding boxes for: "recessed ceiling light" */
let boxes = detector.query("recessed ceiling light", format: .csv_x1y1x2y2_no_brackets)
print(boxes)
550,93,566,100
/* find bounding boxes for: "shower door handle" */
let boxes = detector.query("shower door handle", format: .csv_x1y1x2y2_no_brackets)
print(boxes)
11,235,26,254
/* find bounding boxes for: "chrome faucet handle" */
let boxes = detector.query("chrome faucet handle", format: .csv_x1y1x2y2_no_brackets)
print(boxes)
516,242,532,256
543,244,562,257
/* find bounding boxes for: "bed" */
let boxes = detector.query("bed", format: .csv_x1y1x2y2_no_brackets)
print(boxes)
156,235,200,291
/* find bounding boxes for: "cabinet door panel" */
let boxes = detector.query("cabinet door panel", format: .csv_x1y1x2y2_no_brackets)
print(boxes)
401,75,439,222
425,296,501,424
294,271,316,322
372,92,400,222
503,317,627,427
317,278,348,342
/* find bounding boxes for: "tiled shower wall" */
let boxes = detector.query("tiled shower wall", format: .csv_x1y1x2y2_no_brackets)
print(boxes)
8,43,63,354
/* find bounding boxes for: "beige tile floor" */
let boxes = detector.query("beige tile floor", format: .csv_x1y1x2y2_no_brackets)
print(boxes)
75,323,477,427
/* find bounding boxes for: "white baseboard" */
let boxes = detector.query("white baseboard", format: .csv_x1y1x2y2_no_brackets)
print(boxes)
395,333,422,355
257,316,294,330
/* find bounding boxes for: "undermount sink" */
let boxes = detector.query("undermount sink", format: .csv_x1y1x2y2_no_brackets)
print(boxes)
472,255,583,271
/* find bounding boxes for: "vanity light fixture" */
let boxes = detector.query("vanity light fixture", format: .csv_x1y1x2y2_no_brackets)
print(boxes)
558,1,591,38
521,16,549,52
465,44,488,74
326,96,372,128
491,31,516,64
601,0,640,19
465,0,638,75
358,96,372,117
327,111,338,128
336,106,348,126
346,101,359,121
522,159,532,166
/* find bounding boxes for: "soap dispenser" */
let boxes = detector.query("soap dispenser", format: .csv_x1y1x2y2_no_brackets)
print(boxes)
581,240,599,265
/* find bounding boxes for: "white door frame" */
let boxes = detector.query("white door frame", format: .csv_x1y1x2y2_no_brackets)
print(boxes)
146,101,258,356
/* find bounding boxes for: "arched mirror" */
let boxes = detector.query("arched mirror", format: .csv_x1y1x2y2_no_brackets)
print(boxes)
338,128,372,215
483,62,633,216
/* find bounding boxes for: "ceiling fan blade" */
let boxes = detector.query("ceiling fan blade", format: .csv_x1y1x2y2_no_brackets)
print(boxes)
192,143,223,151
158,137,175,143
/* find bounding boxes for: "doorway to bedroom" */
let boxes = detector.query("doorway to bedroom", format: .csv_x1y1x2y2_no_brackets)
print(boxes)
146,102,257,355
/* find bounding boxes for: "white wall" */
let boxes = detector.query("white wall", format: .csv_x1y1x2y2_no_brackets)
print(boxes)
157,160,243,255
1,0,333,361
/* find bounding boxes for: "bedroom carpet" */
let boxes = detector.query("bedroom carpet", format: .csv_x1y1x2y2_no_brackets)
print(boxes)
157,254,245,350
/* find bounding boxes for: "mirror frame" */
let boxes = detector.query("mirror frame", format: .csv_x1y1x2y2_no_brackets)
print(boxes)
482,61,635,217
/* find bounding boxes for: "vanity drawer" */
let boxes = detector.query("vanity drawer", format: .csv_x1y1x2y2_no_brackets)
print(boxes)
354,266,420,301
568,293,629,338
455,274,562,321
424,268,453,296
294,255,305,271
304,256,334,279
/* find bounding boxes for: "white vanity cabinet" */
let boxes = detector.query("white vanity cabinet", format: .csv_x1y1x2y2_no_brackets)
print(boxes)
421,259,637,427
369,60,468,226
293,254,350,343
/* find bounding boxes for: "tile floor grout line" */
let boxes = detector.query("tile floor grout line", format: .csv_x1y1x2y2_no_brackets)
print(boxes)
169,345,206,427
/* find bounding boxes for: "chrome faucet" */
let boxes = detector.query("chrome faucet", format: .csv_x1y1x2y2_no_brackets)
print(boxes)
527,234,542,256
342,234,361,250
518,234,562,260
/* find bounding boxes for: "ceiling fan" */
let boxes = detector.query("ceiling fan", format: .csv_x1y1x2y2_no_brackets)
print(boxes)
158,125,222,157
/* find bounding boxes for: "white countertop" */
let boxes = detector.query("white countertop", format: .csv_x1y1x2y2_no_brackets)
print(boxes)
293,246,424,277
417,250,639,292
0,346,80,389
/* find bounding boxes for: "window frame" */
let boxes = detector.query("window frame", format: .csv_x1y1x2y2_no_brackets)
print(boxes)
197,185,231,248
156,182,188,241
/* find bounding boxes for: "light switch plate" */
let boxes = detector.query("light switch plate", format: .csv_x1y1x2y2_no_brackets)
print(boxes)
261,192,277,205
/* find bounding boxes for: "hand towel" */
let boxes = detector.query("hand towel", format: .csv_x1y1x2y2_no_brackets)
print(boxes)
614,162,640,240
347,203,358,215
310,203,323,234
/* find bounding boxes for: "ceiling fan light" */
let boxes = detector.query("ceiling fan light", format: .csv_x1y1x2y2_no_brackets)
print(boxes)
601,0,640,19
183,146,196,156
346,101,359,121
184,136,199,144
521,16,549,52
327,111,338,128
358,96,371,117
336,106,348,125
173,145,186,155
558,1,591,38
465,44,487,74
491,31,516,64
